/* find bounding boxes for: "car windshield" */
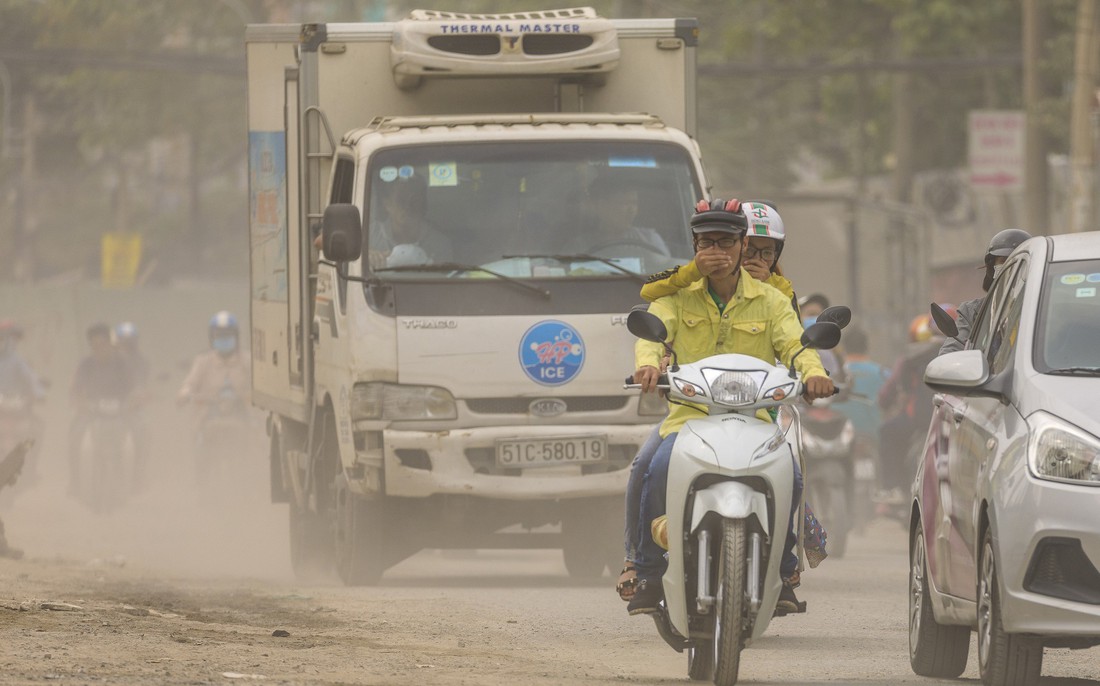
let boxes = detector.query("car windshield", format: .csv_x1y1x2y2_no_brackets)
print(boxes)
361,140,700,280
1035,258,1100,373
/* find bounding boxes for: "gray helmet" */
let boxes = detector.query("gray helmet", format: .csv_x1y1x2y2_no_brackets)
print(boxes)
984,228,1031,265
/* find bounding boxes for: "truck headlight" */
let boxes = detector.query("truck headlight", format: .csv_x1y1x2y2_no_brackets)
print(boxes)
350,383,457,421
702,369,764,406
1028,412,1100,485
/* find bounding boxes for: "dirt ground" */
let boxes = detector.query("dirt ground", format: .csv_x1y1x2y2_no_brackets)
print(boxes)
1,418,1099,685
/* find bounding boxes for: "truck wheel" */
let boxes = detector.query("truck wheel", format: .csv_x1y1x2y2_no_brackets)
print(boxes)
712,518,748,686
909,520,970,678
335,477,387,586
561,498,619,579
288,501,332,581
978,527,1043,686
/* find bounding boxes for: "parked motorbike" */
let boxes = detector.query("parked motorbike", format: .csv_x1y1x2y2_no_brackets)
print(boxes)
625,307,845,686
795,395,857,558
73,397,137,513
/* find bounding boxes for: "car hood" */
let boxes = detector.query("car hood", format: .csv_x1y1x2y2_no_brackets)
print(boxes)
1019,371,1100,437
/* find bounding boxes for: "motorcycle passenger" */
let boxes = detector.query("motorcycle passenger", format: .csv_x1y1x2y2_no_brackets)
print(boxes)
0,320,46,499
628,199,834,616
114,322,150,488
939,228,1032,355
798,292,844,379
69,323,134,495
876,309,955,500
178,311,251,412
618,200,803,602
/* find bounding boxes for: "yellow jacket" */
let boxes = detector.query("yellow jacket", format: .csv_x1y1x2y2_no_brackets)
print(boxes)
642,259,799,314
636,268,827,437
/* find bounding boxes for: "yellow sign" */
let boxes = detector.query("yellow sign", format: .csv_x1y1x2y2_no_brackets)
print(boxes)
101,232,143,289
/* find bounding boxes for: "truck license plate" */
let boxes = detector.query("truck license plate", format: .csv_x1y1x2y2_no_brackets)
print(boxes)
495,436,607,468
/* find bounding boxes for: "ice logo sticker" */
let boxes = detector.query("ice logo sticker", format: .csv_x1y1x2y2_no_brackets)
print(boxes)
520,320,585,386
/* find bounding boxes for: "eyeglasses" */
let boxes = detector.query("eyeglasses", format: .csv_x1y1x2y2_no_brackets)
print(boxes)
744,245,777,262
695,237,741,250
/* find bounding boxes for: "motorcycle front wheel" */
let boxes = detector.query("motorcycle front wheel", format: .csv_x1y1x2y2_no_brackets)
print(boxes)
712,518,749,686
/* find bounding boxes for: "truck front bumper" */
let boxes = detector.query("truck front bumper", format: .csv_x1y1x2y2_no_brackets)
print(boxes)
375,424,654,499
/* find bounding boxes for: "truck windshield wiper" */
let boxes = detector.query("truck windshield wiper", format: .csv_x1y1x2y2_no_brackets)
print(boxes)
372,262,551,299
502,253,646,283
1047,366,1100,376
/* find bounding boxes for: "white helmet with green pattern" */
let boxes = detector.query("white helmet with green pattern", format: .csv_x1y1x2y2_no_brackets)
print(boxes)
743,201,785,243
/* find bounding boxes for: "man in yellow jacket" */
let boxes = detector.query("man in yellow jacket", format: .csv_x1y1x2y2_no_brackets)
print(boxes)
627,198,834,615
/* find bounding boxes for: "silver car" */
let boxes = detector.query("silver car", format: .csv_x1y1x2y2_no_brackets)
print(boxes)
909,232,1100,686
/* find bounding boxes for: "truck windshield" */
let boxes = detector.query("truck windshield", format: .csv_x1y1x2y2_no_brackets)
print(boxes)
361,141,700,279
1035,258,1100,374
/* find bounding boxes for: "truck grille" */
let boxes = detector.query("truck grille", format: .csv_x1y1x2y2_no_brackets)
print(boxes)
1023,537,1100,605
465,396,630,415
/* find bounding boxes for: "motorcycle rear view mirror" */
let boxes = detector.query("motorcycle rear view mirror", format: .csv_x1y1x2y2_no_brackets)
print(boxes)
801,321,842,350
627,308,679,372
930,302,960,340
627,309,668,343
815,305,852,330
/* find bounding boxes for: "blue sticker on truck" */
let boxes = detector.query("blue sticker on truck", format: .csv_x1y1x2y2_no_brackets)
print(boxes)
520,320,585,386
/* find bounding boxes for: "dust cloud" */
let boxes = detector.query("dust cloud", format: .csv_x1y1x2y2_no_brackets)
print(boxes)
1,364,291,581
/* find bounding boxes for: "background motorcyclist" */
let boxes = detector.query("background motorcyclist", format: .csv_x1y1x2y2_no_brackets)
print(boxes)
0,320,46,499
939,228,1032,355
876,308,957,500
68,323,134,495
178,311,251,412
114,322,151,489
628,199,834,616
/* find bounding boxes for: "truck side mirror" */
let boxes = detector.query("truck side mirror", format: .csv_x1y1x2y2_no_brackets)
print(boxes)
322,204,363,263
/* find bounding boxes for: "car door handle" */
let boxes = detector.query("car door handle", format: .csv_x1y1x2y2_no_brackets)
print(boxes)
952,410,965,425
933,394,944,408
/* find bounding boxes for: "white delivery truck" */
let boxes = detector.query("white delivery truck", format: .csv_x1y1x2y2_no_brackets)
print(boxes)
247,7,709,584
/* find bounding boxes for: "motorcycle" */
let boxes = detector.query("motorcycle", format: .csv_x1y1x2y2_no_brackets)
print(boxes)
193,381,257,489
0,394,40,507
625,307,846,686
73,397,138,513
795,395,857,558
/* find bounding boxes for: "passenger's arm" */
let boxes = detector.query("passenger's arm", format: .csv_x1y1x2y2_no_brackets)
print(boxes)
639,260,703,302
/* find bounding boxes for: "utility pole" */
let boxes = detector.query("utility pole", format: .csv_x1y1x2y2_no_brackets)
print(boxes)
1024,0,1049,234
1069,0,1100,234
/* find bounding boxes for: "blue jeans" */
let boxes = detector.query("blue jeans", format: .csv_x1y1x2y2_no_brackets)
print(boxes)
624,424,663,563
634,432,804,582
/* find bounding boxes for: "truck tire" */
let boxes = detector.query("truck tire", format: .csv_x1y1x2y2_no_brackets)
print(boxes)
334,477,388,586
713,518,748,686
288,500,332,581
978,527,1043,686
561,497,619,579
909,520,970,678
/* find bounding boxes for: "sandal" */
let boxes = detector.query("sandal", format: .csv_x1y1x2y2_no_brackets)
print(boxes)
616,564,638,601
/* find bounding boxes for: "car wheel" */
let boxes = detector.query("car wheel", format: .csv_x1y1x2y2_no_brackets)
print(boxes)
909,520,970,678
978,527,1043,686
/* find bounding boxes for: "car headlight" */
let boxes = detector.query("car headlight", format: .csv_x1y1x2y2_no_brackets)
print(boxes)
702,369,764,406
350,383,457,421
1028,412,1100,485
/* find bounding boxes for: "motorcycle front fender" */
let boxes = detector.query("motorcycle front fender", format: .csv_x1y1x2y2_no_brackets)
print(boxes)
690,480,768,534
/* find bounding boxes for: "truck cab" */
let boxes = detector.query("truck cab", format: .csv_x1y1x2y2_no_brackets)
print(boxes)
247,8,707,584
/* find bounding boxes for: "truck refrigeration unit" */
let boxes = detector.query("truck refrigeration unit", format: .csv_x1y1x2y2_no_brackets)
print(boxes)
247,7,709,584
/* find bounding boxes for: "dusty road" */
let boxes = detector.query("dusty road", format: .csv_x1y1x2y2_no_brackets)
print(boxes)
2,426,1099,685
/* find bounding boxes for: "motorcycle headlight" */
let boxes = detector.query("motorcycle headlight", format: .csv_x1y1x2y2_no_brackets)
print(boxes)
702,369,763,406
350,383,457,421
1028,412,1100,485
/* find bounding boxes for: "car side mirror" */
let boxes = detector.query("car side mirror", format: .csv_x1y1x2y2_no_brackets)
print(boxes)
322,203,363,263
924,349,1010,403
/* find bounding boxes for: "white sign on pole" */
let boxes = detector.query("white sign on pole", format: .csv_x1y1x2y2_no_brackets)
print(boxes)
968,110,1025,192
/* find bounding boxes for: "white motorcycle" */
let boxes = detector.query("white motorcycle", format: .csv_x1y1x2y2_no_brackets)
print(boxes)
625,307,847,686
